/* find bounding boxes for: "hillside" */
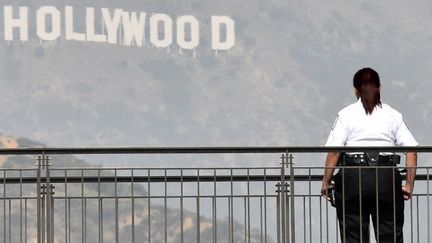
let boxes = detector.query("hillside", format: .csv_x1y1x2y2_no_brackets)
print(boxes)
0,134,273,242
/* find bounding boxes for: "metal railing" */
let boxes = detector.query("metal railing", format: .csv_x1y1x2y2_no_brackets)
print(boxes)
0,146,430,243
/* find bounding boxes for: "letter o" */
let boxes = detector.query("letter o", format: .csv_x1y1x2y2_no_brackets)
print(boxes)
36,6,61,41
176,15,199,50
150,14,173,48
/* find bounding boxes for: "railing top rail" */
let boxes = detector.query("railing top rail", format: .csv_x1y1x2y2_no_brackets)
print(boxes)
0,173,429,184
0,146,430,155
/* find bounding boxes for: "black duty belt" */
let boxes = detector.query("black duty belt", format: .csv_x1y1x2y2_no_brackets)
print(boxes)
341,153,400,166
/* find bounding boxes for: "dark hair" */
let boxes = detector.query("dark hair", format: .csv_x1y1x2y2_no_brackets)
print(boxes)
353,67,381,114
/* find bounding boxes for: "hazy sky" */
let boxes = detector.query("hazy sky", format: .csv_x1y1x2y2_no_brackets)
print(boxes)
0,0,431,166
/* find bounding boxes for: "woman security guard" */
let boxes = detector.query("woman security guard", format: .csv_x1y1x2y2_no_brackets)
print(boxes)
321,67,417,243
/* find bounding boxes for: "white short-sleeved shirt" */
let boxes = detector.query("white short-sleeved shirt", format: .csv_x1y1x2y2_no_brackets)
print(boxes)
325,99,418,147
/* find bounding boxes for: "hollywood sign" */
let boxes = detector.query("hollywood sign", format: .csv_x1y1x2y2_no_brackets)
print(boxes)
3,6,235,50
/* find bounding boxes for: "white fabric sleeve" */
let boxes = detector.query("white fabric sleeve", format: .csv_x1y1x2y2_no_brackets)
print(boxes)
395,117,418,146
325,115,348,146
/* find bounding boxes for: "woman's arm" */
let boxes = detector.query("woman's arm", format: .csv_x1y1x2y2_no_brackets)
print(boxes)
321,152,340,196
402,152,417,200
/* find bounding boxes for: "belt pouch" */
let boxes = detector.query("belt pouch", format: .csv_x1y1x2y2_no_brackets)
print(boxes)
365,152,379,166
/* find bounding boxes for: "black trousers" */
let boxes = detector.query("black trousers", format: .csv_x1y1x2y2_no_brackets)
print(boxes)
334,167,404,243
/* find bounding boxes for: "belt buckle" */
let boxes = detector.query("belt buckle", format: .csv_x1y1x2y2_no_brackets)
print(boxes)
365,152,379,166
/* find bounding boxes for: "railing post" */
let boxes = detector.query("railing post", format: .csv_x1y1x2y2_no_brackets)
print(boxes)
46,156,54,243
276,182,281,243
279,152,292,243
280,153,286,243
288,153,295,243
36,154,54,243
36,154,43,243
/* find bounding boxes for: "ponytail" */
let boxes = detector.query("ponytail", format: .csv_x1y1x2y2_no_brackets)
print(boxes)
360,83,381,114
353,67,382,115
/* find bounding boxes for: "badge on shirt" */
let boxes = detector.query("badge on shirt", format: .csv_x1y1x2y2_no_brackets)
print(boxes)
331,115,339,131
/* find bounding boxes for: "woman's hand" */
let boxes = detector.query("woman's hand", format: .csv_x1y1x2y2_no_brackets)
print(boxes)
321,181,335,200
402,184,413,200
